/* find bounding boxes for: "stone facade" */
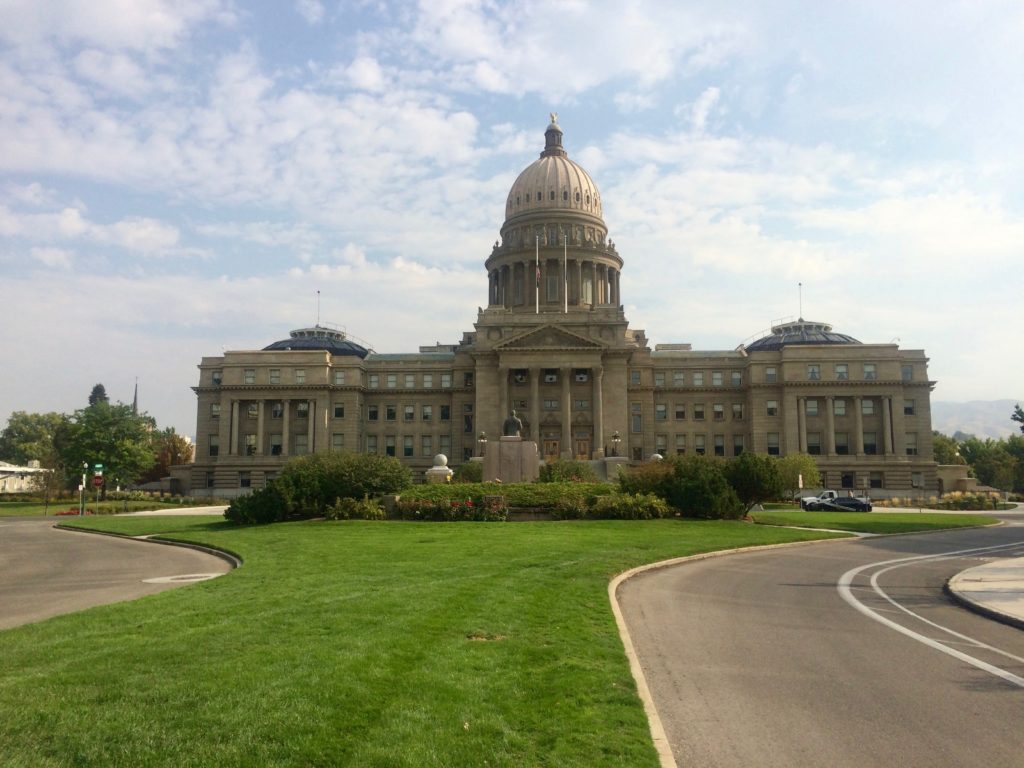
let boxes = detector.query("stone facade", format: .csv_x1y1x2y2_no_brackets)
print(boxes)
175,117,937,498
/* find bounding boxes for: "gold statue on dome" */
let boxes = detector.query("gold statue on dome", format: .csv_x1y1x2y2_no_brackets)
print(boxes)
550,112,558,124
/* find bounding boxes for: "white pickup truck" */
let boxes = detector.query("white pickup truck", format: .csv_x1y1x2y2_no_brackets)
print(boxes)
800,490,872,512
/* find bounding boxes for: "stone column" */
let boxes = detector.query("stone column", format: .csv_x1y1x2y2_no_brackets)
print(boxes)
561,367,572,458
825,396,835,456
575,259,582,306
538,260,546,307
854,396,864,455
797,396,807,453
593,366,604,459
590,262,597,305
882,396,893,455
281,399,290,456
529,366,540,444
230,400,239,455
256,400,265,455
307,400,315,453
522,260,532,307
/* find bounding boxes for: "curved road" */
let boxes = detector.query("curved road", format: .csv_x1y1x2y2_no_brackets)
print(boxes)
0,517,231,631
619,514,1024,768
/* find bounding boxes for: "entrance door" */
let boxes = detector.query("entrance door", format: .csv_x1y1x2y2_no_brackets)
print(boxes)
574,440,590,460
543,440,560,463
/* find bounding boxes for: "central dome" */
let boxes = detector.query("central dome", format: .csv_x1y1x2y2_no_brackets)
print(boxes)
504,115,603,224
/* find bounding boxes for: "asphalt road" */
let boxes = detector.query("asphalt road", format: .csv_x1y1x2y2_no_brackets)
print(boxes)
618,514,1024,768
0,517,231,631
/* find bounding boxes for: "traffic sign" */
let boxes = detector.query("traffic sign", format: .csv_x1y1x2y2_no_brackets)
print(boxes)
92,476,103,487
94,463,104,471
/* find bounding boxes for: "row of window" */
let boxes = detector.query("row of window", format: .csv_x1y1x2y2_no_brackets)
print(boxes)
764,432,920,456
213,369,465,389
650,433,746,458
634,370,744,387
649,403,744,423
209,430,459,459
366,434,452,458
368,404,452,422
785,363,914,383
763,398,916,418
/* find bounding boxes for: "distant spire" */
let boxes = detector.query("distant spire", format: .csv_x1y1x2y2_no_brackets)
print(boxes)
132,377,138,415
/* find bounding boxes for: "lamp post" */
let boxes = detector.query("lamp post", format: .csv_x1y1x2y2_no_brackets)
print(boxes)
477,431,488,457
80,462,87,516
611,430,621,457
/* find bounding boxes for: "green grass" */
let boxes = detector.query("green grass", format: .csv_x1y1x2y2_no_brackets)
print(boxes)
0,500,191,517
0,518,846,768
750,509,996,534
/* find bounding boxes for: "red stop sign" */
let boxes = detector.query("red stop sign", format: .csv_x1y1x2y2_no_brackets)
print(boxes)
92,476,103,487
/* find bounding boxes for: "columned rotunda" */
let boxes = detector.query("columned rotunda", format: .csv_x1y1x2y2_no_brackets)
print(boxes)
178,117,937,497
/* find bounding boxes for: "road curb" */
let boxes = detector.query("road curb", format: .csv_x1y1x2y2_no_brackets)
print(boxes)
944,573,1024,632
53,523,242,570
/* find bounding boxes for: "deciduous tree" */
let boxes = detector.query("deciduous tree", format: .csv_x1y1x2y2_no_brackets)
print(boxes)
776,453,821,500
56,402,156,494
932,432,964,465
0,411,64,465
725,452,783,514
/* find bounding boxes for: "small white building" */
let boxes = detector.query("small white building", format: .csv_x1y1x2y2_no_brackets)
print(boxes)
0,460,50,494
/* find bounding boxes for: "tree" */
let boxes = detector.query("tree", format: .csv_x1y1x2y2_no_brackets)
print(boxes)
725,452,784,514
56,401,156,494
139,428,195,484
776,453,821,500
88,383,109,407
959,437,1018,491
932,432,964,465
1013,403,1024,434
0,411,64,465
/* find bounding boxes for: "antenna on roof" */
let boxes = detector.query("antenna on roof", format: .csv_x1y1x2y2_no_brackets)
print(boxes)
315,290,321,327
798,282,803,320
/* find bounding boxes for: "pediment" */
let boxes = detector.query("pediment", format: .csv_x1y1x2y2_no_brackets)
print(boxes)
496,324,604,351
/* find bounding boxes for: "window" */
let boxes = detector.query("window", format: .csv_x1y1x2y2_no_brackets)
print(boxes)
403,405,415,422
269,368,281,384
267,402,281,419
656,434,667,456
673,371,685,386
731,371,742,387
712,371,723,386
423,374,433,388
368,405,379,421
439,435,451,457
205,471,214,488
386,405,397,421
835,432,849,455
270,434,282,456
387,374,397,389
464,372,474,387
767,432,780,456
675,434,686,454
911,471,923,488
713,403,725,421
544,399,560,411
870,471,883,489
630,370,641,385
295,434,308,455
632,447,643,461
366,435,378,454
834,398,846,417
863,363,876,381
901,365,913,382
655,404,667,421
835,363,848,381
732,403,744,420
441,373,452,388
333,403,345,419
694,434,707,455
385,436,396,457
297,402,309,418
714,434,725,456
766,400,778,417
654,372,665,387
806,399,818,417
862,399,874,416
765,367,777,383
464,414,473,433
209,435,219,457
906,432,918,456
294,369,306,385
807,364,820,381
904,399,915,416
543,369,559,384
574,399,589,409
631,402,642,433
210,403,221,419
332,433,344,451
422,405,432,421
333,370,346,385
403,436,414,457
693,404,705,421
733,435,745,456
863,431,877,455
421,435,433,457
547,272,559,301
244,369,255,385
693,372,704,386
674,404,686,420
239,471,251,489
841,472,855,489
246,402,258,419
405,374,415,389
807,432,821,456
574,369,589,383
440,405,450,421
244,434,257,456
212,370,222,386
369,374,380,388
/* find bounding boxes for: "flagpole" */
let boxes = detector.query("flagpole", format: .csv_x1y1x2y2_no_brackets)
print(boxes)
563,235,568,314
535,235,540,314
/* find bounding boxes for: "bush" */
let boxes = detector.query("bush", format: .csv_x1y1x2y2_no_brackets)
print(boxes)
551,495,590,520
619,455,743,519
452,461,482,483
325,496,386,520
591,492,671,520
399,481,612,508
394,496,508,521
224,484,290,525
276,452,412,518
538,459,598,483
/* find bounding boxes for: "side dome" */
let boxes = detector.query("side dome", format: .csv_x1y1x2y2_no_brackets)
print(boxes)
263,325,370,358
745,318,861,352
503,115,603,224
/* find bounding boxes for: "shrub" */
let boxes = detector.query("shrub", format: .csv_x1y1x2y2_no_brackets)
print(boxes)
619,455,743,519
394,496,508,521
551,495,590,520
224,484,290,525
452,461,482,483
538,459,598,483
276,452,412,518
399,481,612,508
618,460,674,499
325,496,386,520
591,492,671,520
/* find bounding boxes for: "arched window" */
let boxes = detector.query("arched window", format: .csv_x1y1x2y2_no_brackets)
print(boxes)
586,193,591,205
536,192,542,202
549,190,555,201
575,191,580,202
562,190,568,201
516,195,520,205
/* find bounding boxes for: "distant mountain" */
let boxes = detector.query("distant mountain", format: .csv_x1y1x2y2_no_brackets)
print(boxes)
931,399,1021,440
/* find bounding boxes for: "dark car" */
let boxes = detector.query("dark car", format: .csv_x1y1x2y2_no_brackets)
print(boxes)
830,496,872,512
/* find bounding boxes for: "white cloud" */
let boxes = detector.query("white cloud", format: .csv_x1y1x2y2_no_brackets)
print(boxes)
73,49,150,97
30,246,74,268
690,86,720,133
295,0,325,25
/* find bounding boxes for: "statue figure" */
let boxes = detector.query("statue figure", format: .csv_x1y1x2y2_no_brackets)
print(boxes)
502,409,523,437
550,111,558,124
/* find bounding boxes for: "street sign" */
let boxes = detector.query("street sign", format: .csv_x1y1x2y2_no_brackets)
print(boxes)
94,463,104,471
91,476,103,488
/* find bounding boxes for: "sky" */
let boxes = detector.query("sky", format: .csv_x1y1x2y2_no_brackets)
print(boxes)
2,0,1023,439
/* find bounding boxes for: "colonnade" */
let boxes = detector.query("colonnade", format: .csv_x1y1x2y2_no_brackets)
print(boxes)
488,259,621,309
794,395,896,456
225,398,319,457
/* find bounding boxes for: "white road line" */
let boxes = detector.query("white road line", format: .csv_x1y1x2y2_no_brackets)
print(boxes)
837,541,1024,688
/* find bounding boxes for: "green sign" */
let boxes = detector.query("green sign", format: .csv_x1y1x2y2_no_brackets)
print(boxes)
94,463,104,470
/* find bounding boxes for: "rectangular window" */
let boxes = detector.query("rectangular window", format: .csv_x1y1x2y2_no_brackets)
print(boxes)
574,399,589,409
403,405,414,422
863,431,877,455
387,374,397,389
244,434,257,456
693,404,705,421
209,435,219,457
841,472,855,489
294,434,308,455
246,402,258,419
385,435,396,457
244,369,255,385
835,363,848,381
294,369,306,385
423,374,433,388
239,471,251,489
807,432,821,455
731,371,742,387
439,435,451,456
694,434,707,455
270,402,283,419
630,370,641,385
655,404,667,421
714,434,725,456
573,369,589,383
835,432,849,455
904,399,915,416
464,415,473,434
906,432,918,455
807,364,820,381
806,399,819,417
732,403,744,420
333,370,346,385
713,403,725,421
911,471,923,488
422,405,432,421
205,471,214,488
765,367,777,383
212,370,222,386
656,434,667,455
767,432,780,456
421,435,433,457
210,402,221,419
546,271,559,301
675,434,686,454
654,372,665,387
766,400,778,417
405,374,415,389
366,435,377,454
733,434,744,456
369,374,380,388
269,368,281,384
332,433,344,451
870,471,883,489
674,404,686,420
863,363,876,381
270,434,282,456
333,403,345,419
403,436,414,457
440,405,450,421
297,402,309,418
693,372,704,386
712,371,723,386
834,398,846,417
631,402,642,433
386,405,397,421
632,446,644,461
441,373,452,388
862,399,875,416
544,399,559,411
901,364,913,382
464,372,474,387
673,371,685,386
368,405,379,421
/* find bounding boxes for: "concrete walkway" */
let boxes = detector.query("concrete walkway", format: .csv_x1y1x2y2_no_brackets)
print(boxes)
947,556,1024,630
119,505,227,516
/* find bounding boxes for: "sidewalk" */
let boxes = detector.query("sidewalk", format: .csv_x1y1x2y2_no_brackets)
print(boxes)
119,505,227,516
947,556,1024,630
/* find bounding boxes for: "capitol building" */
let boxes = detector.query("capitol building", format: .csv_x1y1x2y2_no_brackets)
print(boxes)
175,117,937,498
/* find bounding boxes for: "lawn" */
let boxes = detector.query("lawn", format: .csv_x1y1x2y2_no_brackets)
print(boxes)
750,509,996,534
0,517,846,768
0,499,197,517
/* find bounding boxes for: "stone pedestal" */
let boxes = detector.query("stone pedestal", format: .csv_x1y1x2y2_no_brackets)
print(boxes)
483,436,539,483
603,456,631,482
424,454,454,484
